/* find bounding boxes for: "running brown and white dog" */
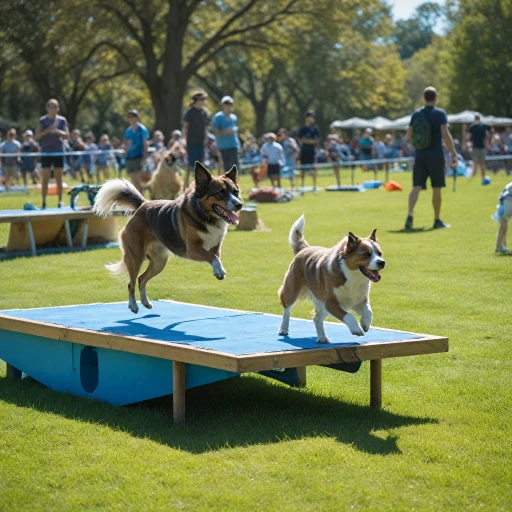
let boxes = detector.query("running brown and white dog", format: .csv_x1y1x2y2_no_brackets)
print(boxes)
146,152,184,200
93,162,243,314
278,215,385,342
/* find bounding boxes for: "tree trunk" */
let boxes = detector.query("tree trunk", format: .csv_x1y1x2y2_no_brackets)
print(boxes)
254,102,267,137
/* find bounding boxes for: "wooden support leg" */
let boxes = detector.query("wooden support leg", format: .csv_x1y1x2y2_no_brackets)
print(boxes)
370,359,382,409
173,361,186,423
64,220,73,248
26,221,37,256
81,219,89,249
295,366,307,388
6,363,22,380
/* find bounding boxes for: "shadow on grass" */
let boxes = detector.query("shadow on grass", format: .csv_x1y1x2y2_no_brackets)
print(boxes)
387,228,434,234
0,373,436,456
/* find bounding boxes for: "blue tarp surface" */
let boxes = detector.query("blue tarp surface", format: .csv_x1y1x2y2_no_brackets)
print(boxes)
0,207,85,218
0,301,422,356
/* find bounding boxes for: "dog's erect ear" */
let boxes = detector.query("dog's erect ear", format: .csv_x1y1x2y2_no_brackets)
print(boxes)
369,229,378,242
347,232,361,251
194,161,212,196
224,165,238,184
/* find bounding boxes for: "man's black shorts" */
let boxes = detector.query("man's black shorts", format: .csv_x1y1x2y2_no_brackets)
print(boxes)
41,155,64,169
267,163,280,177
413,154,445,189
300,150,316,169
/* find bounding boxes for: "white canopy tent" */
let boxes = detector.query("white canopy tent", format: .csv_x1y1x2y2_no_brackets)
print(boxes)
331,111,512,132
330,117,371,130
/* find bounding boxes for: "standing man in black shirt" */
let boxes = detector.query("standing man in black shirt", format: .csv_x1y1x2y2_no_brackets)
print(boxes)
182,90,209,187
298,110,320,190
464,114,490,183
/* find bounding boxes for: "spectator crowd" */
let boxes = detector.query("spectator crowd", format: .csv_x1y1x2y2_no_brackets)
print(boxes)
1,92,512,201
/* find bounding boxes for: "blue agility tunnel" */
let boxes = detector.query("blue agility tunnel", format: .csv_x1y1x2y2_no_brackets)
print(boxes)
0,301,448,422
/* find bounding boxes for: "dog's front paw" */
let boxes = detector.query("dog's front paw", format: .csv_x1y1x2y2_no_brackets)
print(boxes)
278,328,289,336
213,267,226,280
344,313,365,336
212,258,226,280
360,304,372,332
316,336,331,344
350,325,365,336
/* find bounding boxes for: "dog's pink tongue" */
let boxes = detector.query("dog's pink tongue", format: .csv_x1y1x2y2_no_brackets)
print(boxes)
371,270,381,282
228,211,239,225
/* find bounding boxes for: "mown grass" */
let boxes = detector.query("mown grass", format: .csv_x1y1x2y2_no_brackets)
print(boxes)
0,169,511,511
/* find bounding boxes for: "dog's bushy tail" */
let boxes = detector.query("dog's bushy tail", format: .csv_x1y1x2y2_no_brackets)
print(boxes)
289,215,309,255
93,179,146,217
105,259,129,281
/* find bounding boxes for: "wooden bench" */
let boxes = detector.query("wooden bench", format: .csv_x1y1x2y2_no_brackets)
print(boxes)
0,207,118,257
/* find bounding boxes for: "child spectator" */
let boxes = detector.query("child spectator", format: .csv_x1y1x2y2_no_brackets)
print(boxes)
83,132,98,184
261,132,284,189
68,129,86,183
492,181,512,253
96,134,113,183
0,128,21,190
20,130,40,186
241,134,262,187
326,135,342,187
111,136,125,177
278,128,299,190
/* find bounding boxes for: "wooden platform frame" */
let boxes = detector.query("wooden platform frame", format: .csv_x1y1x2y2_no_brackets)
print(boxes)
0,309,448,424
0,209,117,257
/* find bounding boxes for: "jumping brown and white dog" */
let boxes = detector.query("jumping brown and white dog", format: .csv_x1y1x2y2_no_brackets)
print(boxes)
93,162,243,314
278,215,385,342
146,152,184,200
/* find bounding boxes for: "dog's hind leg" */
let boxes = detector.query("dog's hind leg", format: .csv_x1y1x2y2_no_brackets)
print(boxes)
138,243,169,309
122,235,146,315
278,267,304,336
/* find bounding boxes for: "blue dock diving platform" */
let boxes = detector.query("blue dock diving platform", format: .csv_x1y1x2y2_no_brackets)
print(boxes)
0,301,448,423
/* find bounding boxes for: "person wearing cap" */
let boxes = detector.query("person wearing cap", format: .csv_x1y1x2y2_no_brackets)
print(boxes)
20,129,40,187
123,109,150,193
261,132,284,189
0,128,21,190
359,128,374,172
182,90,209,186
35,99,69,208
298,110,320,189
212,95,240,172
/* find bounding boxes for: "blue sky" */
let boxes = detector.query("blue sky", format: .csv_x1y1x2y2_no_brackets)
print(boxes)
391,0,442,20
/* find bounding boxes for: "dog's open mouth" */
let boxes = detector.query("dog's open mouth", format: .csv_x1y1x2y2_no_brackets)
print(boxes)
359,266,381,282
213,204,239,225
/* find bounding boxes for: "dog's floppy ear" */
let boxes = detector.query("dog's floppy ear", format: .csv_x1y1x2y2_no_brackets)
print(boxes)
194,161,212,196
369,229,378,242
224,165,238,184
347,231,361,252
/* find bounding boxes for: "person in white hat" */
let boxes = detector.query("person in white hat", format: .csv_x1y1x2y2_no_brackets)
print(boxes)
21,129,40,187
211,95,240,172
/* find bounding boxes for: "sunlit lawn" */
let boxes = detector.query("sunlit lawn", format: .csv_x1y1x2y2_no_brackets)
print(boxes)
0,168,511,511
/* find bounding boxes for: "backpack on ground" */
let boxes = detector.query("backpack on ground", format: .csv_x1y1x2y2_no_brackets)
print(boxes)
411,108,432,150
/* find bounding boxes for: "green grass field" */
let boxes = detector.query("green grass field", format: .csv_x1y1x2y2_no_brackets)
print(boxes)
0,169,511,511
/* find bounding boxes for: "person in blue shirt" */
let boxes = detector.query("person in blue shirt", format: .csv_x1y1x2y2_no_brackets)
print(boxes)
123,109,150,192
211,96,240,172
405,87,457,230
